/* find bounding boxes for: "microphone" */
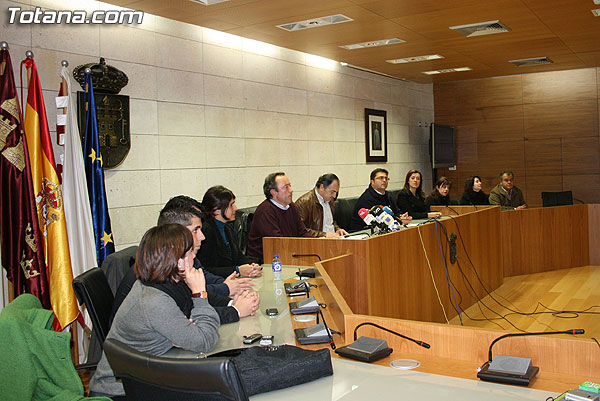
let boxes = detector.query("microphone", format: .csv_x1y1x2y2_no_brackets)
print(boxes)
358,208,377,227
291,253,322,261
335,322,430,363
317,308,336,350
291,254,321,278
382,205,395,218
371,206,401,231
477,328,584,386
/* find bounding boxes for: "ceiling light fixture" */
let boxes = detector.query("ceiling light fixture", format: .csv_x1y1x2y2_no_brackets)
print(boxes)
188,0,230,5
386,54,444,64
422,67,472,75
450,20,511,37
339,38,404,50
277,14,353,31
509,57,553,67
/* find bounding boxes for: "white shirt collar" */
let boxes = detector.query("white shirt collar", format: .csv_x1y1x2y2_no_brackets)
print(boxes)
269,199,290,210
315,188,327,206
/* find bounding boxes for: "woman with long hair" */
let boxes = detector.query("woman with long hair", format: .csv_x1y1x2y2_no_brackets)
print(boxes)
199,185,262,278
397,169,442,219
460,176,490,205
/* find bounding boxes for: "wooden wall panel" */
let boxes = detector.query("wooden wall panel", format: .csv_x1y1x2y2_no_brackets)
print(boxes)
565,174,600,204
435,67,600,205
524,100,599,139
524,138,562,176
453,75,523,108
522,68,597,103
562,136,600,175
458,105,524,143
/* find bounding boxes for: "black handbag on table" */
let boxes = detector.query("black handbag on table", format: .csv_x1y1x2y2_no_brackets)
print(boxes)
210,345,333,396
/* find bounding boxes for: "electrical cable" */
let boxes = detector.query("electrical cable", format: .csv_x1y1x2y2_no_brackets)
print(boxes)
444,214,598,333
417,225,449,324
435,221,463,324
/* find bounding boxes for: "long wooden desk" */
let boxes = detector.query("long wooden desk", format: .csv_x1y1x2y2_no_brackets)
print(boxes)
264,206,504,323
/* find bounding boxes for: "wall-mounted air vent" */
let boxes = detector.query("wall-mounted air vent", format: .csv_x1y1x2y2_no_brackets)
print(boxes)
509,57,553,67
277,14,353,31
450,20,511,37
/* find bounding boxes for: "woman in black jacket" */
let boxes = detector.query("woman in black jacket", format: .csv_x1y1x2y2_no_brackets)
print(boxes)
397,169,442,219
199,186,262,278
460,176,490,206
425,176,452,208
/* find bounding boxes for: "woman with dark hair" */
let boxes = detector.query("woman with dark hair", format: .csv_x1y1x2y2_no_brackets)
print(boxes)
460,176,490,205
90,224,220,399
199,185,262,278
425,177,452,208
397,169,442,219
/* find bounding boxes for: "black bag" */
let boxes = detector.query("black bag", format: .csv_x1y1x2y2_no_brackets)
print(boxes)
211,345,333,396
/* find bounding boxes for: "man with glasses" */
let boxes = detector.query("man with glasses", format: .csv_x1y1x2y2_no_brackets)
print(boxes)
247,172,314,262
295,173,349,238
350,168,409,230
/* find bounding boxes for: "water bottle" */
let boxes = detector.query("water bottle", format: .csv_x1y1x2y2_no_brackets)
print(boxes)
272,254,282,281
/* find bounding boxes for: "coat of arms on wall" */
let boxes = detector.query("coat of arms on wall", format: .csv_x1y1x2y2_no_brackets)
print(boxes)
74,58,130,169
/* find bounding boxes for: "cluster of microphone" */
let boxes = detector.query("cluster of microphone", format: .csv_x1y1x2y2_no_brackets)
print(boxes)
358,205,403,232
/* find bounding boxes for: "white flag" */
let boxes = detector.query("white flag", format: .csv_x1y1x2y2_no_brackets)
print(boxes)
58,66,97,362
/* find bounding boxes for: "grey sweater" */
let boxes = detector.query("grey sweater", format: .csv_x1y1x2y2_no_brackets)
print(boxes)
89,280,220,397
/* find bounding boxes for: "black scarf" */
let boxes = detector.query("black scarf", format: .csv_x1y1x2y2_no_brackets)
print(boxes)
145,280,193,318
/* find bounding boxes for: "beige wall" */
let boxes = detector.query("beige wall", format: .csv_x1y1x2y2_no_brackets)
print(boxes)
2,0,434,249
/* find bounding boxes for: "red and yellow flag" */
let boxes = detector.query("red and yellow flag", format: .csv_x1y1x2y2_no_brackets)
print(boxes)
22,57,77,330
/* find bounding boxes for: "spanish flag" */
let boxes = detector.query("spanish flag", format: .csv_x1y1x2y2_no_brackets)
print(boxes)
22,57,77,330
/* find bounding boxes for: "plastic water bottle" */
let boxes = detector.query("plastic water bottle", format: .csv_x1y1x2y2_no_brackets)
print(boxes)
272,254,282,281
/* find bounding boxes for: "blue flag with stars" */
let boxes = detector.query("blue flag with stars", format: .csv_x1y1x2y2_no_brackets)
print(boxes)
83,73,115,267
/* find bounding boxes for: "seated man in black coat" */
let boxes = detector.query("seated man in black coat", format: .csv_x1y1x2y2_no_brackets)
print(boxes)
350,168,412,231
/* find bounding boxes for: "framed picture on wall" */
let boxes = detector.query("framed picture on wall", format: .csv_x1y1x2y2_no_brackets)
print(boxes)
364,108,387,162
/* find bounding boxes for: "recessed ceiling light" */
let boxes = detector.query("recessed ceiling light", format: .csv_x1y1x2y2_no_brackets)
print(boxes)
277,14,353,31
422,67,472,75
339,38,404,50
450,20,511,37
592,8,600,16
188,0,230,5
386,54,444,64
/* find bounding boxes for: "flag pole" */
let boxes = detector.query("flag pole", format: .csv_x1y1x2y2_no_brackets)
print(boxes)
25,50,33,84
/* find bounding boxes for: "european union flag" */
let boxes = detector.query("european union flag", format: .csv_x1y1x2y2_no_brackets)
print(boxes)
83,73,115,267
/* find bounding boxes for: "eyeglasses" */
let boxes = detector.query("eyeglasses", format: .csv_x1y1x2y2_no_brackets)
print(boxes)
374,176,390,181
